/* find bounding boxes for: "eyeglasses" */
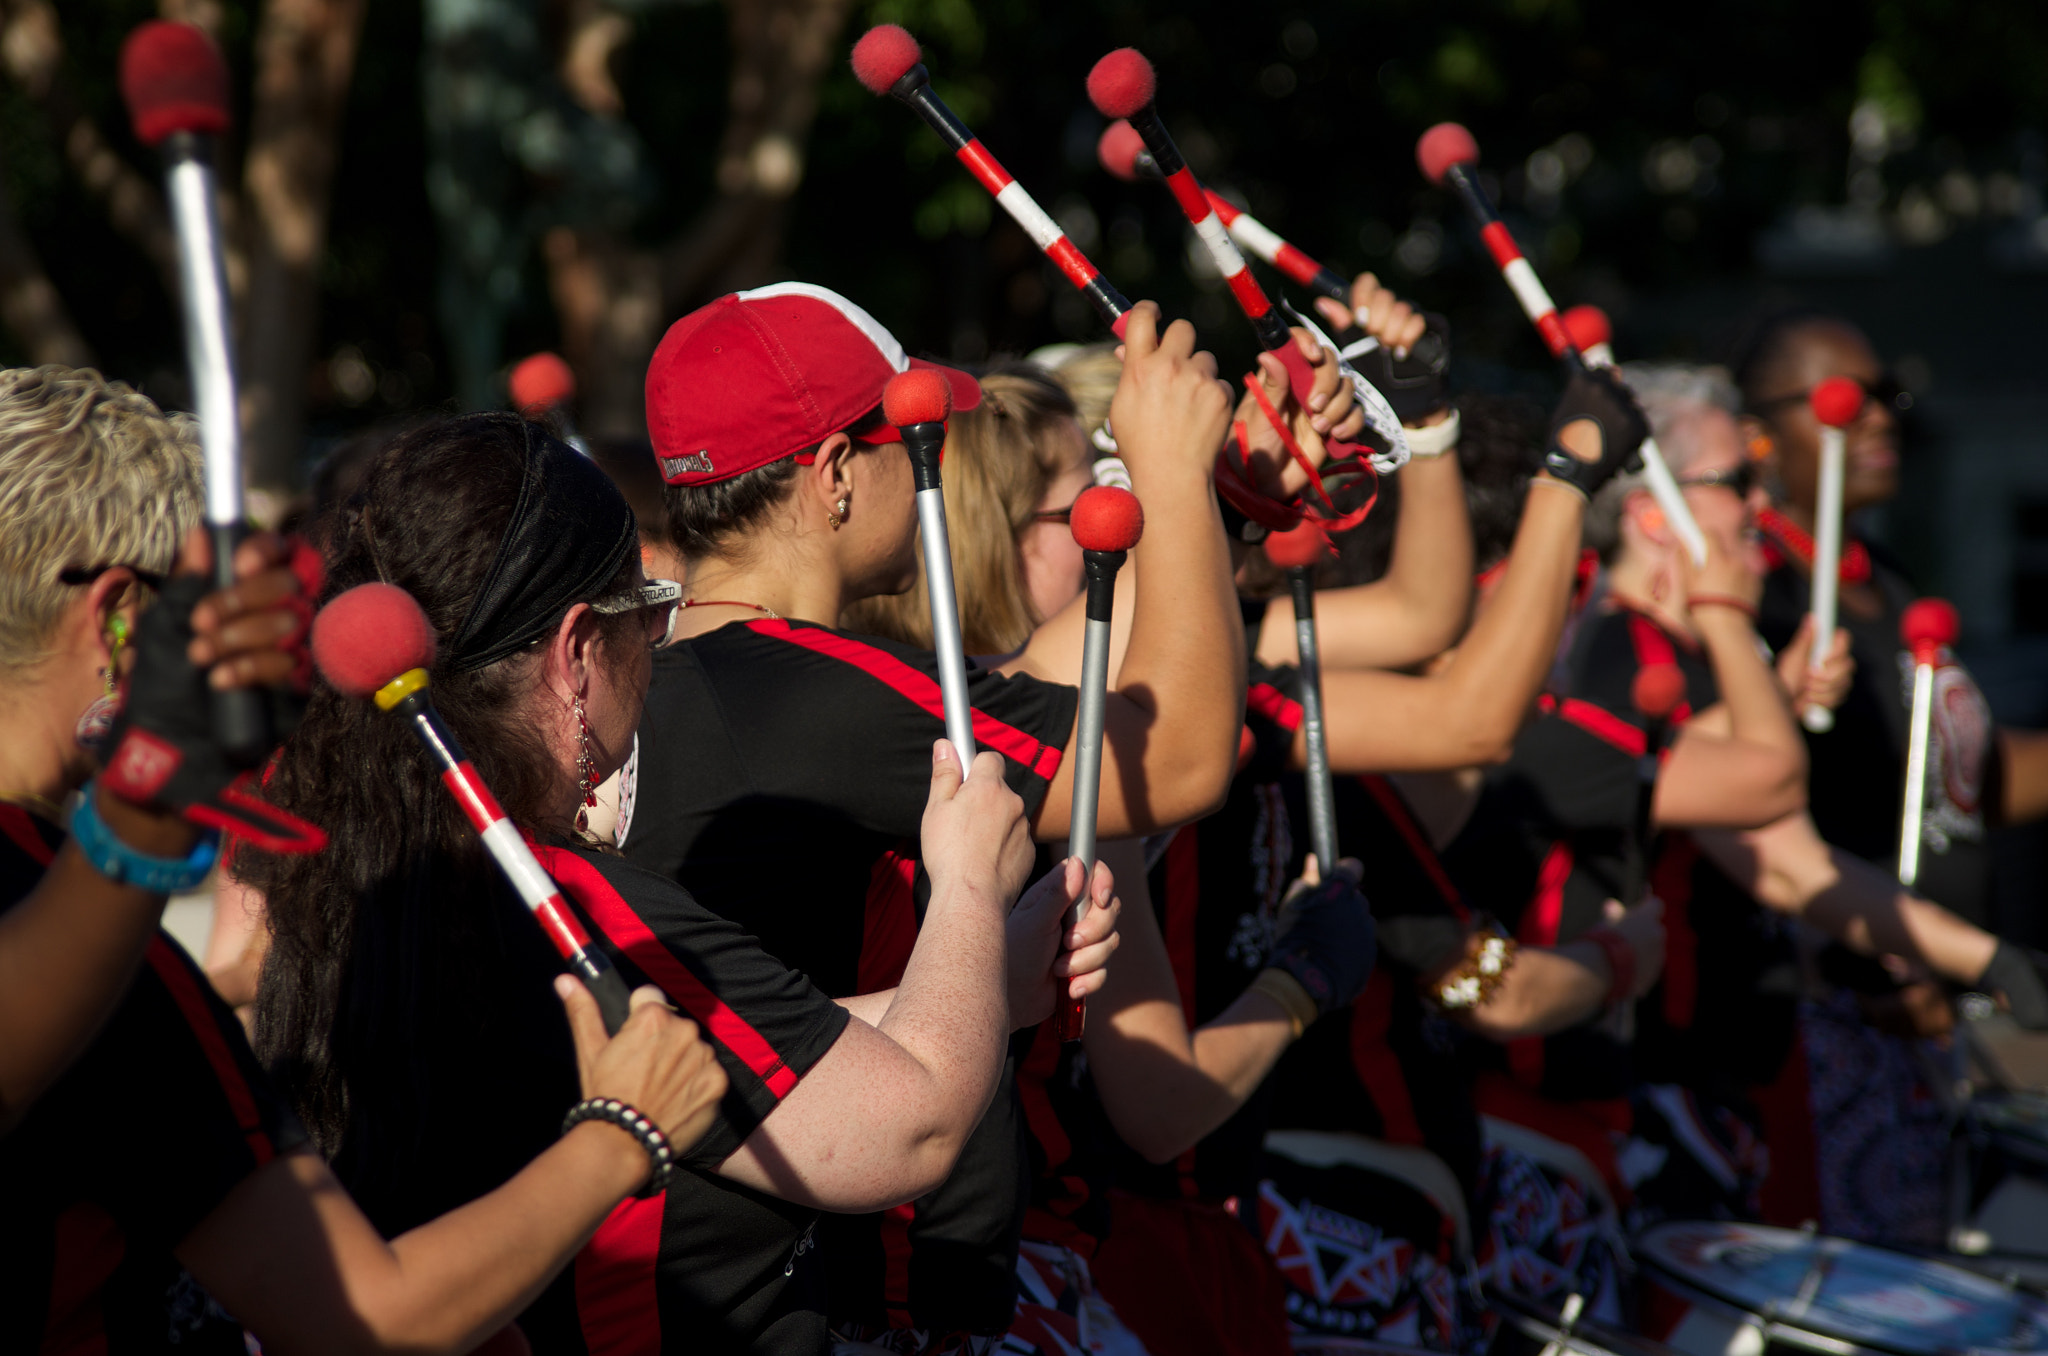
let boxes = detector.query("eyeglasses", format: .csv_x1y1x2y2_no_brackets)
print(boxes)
1749,373,1913,418
58,563,168,590
1676,463,1760,498
592,578,683,649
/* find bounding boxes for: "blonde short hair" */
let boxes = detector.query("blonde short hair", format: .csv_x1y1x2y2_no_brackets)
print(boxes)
1045,344,1122,439
0,366,201,670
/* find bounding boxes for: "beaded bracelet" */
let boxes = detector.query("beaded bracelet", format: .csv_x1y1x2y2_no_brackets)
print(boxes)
563,1097,677,1198
1432,928,1518,1011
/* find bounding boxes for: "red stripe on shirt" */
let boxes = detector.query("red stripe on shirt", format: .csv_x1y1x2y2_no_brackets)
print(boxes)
1556,698,1647,758
1358,776,1470,925
41,1202,124,1356
747,620,1064,781
881,1202,916,1325
538,846,801,1099
1,804,55,866
144,938,274,1165
575,1194,665,1356
1507,842,1574,1088
860,842,919,994
1245,682,1303,735
1349,970,1422,1144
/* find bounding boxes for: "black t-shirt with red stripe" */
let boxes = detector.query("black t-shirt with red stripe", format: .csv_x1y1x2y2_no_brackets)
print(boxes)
0,805,304,1354
335,837,850,1356
1443,606,1799,1105
625,619,1077,1333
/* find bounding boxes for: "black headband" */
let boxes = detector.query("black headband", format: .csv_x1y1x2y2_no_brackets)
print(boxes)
448,422,637,672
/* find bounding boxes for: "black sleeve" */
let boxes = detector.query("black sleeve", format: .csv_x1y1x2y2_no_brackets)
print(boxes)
542,846,852,1166
1508,716,1642,834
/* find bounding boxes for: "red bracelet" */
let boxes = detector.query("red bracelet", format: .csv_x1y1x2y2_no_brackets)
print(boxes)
1687,593,1758,620
1583,927,1637,1007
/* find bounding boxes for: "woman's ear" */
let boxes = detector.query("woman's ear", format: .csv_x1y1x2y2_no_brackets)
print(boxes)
1738,414,1774,465
84,569,144,669
808,432,858,506
545,602,603,701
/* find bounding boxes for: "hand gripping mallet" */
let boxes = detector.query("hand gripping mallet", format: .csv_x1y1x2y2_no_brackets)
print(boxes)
1263,523,1340,874
1417,125,1706,566
1803,376,1867,734
854,25,1130,336
1896,599,1959,889
884,370,976,762
120,22,270,764
510,352,591,457
1097,120,1353,311
1055,485,1144,1042
311,583,638,1033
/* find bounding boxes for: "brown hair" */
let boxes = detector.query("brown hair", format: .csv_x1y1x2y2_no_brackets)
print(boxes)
842,365,1083,654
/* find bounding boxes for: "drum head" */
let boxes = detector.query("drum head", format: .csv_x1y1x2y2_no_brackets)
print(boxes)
1637,1222,2048,1356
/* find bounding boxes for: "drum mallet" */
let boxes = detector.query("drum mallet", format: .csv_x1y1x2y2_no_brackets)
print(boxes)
1561,305,1619,371
120,22,270,764
1055,485,1144,1042
311,583,639,1033
1263,522,1340,874
1804,376,1867,733
884,370,977,763
1417,124,1706,566
1897,598,1959,889
510,352,591,457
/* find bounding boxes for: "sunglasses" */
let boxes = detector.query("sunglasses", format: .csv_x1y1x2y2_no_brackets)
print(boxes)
592,578,684,650
59,563,168,590
1675,463,1760,498
1749,373,1913,418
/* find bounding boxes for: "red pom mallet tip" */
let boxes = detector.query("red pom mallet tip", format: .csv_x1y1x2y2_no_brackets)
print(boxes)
1070,486,1144,553
1263,521,1331,571
1632,662,1687,721
120,21,231,147
1562,305,1612,352
509,352,576,413
852,25,922,95
883,369,951,428
1900,598,1959,652
311,583,439,699
1098,120,1148,182
1416,123,1479,185
1810,376,1865,428
1087,49,1157,121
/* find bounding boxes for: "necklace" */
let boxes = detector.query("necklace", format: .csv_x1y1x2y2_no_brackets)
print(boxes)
682,598,781,619
0,790,64,820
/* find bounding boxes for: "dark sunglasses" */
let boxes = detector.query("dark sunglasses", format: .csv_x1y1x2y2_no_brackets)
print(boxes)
1749,373,1912,418
59,563,168,589
1675,463,1760,497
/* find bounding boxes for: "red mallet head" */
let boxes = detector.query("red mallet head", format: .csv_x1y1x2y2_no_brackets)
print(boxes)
1070,485,1144,553
1900,598,1959,656
311,583,439,699
1562,305,1612,353
882,368,952,428
1263,521,1331,571
1632,662,1687,722
1087,49,1157,121
509,352,576,415
1810,376,1865,428
852,24,922,95
120,21,231,148
1416,123,1480,186
1098,120,1148,182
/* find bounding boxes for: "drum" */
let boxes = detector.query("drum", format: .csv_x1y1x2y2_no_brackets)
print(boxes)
1489,1289,1687,1356
1636,1220,2048,1356
1955,1090,2048,1258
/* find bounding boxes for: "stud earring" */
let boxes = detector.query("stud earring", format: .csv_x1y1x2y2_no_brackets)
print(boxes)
573,697,598,833
828,496,849,530
1747,432,1774,462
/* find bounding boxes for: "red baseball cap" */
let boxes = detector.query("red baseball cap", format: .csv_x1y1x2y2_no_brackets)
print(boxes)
646,282,981,486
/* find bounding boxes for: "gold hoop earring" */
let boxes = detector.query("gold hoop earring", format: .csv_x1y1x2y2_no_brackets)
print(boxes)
828,496,849,530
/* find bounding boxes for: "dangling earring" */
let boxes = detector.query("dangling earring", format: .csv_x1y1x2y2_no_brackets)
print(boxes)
828,496,849,530
75,615,130,753
573,696,598,833
103,614,128,697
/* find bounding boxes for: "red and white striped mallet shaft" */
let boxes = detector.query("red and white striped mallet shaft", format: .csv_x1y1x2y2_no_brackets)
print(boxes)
1804,376,1867,734
1096,120,1351,308
510,352,590,457
1089,50,1293,354
311,583,638,1034
1896,598,1959,888
1417,126,1707,565
1056,486,1144,1042
1263,522,1340,874
122,21,271,765
1560,305,1618,370
855,26,1130,336
883,370,976,762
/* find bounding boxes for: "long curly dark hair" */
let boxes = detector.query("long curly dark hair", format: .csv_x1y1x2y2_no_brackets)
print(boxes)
243,414,638,1166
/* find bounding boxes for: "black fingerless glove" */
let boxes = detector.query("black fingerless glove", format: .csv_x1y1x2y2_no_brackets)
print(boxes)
1342,313,1451,425
100,575,325,852
1541,366,1649,498
1266,874,1378,1018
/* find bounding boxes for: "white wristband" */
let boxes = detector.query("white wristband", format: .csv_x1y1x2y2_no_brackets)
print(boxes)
1401,407,1460,458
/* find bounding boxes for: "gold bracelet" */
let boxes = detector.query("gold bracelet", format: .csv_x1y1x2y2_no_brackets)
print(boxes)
1431,928,1519,1011
1248,968,1319,1039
